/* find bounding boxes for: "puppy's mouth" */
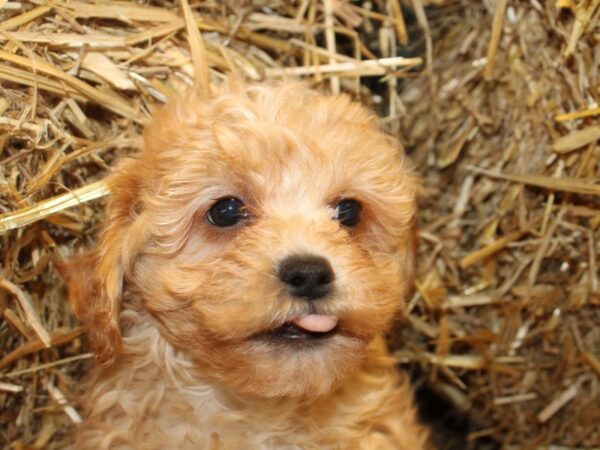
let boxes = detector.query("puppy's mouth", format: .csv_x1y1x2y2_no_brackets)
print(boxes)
269,314,339,342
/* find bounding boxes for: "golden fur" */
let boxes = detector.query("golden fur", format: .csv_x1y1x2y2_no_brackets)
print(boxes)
67,81,429,449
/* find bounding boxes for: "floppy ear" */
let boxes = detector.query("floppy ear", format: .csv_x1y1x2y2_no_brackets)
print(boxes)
65,157,144,366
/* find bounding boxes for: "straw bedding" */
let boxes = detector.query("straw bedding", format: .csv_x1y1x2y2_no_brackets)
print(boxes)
0,1,598,449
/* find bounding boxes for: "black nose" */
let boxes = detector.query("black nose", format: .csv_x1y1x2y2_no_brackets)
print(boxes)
278,255,334,300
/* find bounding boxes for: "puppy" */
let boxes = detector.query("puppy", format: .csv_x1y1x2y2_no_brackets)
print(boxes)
67,81,428,449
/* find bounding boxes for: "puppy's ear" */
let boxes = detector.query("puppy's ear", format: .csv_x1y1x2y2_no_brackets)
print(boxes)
65,248,121,365
66,157,144,366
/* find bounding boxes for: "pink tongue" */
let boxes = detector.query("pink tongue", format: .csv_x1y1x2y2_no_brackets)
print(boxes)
291,315,338,333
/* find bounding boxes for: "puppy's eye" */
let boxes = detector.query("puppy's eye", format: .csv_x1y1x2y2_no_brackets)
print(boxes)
207,197,247,227
334,199,361,227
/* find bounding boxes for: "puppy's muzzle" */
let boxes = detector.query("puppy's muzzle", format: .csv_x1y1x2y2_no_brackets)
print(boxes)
278,255,334,300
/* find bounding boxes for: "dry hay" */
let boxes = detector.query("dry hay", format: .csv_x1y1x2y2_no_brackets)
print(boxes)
0,1,598,449
396,0,600,448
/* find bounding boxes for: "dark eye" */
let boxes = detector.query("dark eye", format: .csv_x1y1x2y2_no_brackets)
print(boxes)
334,199,361,227
207,197,247,227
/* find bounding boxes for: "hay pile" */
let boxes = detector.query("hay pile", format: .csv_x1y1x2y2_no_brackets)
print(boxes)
0,1,598,449
395,1,600,448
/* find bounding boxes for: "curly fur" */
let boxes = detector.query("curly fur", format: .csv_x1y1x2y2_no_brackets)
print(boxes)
67,81,429,449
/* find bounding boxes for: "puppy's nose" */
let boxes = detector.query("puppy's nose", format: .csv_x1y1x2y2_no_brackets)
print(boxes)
278,255,334,300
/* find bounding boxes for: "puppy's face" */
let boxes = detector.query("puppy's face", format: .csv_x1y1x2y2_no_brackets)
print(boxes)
71,83,418,398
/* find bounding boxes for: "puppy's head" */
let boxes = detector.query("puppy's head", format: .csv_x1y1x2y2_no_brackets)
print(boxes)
69,82,419,397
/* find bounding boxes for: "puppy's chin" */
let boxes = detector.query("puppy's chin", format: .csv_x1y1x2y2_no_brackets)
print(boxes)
201,331,368,398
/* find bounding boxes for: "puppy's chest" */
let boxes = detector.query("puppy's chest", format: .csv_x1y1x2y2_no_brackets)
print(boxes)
110,382,355,450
